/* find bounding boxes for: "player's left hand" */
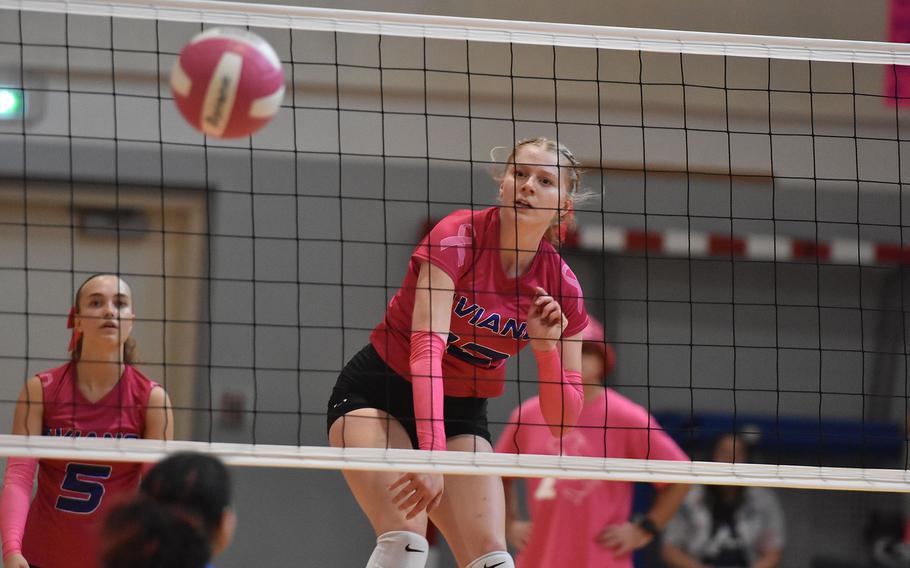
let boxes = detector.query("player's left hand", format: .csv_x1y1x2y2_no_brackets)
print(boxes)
596,521,653,557
528,286,568,352
506,519,534,552
390,472,444,520
3,553,30,568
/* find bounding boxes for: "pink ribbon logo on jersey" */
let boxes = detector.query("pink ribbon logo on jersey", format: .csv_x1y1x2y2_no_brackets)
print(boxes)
439,223,473,268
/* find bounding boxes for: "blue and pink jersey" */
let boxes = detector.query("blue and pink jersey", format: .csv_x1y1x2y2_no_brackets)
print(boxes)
20,362,158,568
371,206,589,398
496,389,689,568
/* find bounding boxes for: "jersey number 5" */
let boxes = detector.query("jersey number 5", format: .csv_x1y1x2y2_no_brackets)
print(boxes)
56,463,112,514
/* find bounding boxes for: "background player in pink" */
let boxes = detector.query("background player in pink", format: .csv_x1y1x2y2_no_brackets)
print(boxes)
496,318,690,567
0,274,174,568
327,137,590,568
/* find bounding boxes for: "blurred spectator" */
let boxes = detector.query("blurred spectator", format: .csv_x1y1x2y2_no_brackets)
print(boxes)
662,433,784,568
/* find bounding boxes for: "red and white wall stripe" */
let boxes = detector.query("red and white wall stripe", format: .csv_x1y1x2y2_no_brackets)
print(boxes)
578,226,910,266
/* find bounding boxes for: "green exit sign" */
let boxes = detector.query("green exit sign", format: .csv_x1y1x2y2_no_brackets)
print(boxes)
0,88,24,120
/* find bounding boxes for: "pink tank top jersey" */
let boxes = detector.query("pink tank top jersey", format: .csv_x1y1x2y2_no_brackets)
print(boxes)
21,362,159,568
496,390,689,568
372,207,589,398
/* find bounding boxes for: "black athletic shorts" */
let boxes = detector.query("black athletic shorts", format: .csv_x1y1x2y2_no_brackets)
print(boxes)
326,343,491,448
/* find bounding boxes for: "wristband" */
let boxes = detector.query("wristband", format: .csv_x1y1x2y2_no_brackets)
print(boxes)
632,514,661,538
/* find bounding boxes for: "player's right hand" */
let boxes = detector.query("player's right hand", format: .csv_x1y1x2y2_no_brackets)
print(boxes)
506,519,533,551
4,553,30,568
528,286,568,352
390,472,444,520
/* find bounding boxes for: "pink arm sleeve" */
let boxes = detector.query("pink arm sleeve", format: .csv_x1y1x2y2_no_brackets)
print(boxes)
1,457,37,559
535,348,583,432
410,331,448,451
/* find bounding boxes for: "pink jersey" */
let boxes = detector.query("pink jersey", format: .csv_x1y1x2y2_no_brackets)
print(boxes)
495,389,689,568
21,362,159,568
371,207,588,398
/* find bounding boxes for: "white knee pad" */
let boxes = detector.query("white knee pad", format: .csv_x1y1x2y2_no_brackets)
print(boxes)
365,531,429,568
465,551,514,568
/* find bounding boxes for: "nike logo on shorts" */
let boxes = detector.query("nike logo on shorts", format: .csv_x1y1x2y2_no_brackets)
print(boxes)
405,544,425,553
483,563,505,568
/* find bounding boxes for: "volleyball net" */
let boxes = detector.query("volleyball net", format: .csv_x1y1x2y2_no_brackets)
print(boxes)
1,0,910,491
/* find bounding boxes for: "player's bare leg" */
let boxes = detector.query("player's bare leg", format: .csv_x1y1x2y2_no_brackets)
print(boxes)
330,409,429,567
429,435,512,568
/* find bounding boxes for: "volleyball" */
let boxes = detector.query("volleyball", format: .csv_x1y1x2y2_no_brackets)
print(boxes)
170,28,285,139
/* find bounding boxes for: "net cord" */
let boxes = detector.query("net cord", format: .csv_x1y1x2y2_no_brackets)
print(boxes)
0,434,908,492
2,0,910,65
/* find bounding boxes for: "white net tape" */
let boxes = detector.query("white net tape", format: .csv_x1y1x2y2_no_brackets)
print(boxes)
2,0,910,64
0,435,908,492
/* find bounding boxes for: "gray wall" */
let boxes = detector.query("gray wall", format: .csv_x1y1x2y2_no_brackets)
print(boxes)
0,2,908,567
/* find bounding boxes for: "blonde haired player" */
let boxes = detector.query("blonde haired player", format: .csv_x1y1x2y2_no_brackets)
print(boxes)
327,137,590,568
0,274,174,568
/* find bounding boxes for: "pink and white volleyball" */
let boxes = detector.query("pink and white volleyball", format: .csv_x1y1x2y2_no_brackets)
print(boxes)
170,28,285,139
